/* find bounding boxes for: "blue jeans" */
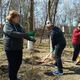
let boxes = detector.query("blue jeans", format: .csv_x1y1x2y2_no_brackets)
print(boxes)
72,44,80,61
55,44,66,73
5,50,23,80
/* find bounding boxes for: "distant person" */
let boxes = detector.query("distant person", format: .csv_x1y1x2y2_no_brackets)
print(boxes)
46,21,66,76
72,23,80,64
3,10,36,80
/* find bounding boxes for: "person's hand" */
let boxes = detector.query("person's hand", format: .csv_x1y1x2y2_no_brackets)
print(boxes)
50,48,55,53
30,36,36,43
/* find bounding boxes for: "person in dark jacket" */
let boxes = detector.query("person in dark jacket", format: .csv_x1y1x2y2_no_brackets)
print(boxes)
72,23,80,64
46,21,66,75
3,10,36,80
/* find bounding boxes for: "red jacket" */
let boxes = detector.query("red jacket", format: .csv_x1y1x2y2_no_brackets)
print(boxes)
72,28,80,45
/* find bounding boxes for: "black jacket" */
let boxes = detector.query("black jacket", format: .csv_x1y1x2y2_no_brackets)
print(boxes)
3,21,34,51
51,26,66,49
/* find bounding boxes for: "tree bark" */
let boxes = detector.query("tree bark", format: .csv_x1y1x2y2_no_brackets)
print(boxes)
29,0,34,31
27,0,34,51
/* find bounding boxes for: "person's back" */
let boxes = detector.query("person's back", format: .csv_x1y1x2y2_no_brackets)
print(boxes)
51,26,66,46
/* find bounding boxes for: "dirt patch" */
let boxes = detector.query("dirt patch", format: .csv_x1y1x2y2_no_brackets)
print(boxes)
0,40,80,80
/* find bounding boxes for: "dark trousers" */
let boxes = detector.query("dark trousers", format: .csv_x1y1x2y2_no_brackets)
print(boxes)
72,44,80,61
5,50,23,80
55,44,66,73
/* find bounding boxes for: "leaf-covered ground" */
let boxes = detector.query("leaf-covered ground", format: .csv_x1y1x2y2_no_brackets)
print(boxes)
0,39,80,80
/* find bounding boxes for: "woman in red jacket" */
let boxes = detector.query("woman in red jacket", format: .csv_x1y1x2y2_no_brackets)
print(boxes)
72,23,80,63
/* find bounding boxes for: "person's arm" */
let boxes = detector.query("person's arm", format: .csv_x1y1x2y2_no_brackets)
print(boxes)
74,29,80,37
3,24,36,42
75,32,80,37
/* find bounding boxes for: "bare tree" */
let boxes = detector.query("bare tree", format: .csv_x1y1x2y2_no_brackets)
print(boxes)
29,0,34,31
48,0,59,23
27,0,34,51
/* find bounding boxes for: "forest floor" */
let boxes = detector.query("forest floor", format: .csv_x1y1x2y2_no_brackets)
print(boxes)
0,39,80,80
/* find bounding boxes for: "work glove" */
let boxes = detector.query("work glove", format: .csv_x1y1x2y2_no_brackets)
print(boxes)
26,31,36,43
26,31,36,36
29,36,36,43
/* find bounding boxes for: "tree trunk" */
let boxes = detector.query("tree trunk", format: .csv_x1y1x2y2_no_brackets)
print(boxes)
48,0,52,22
53,0,59,24
27,0,34,51
29,0,34,31
0,0,2,24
